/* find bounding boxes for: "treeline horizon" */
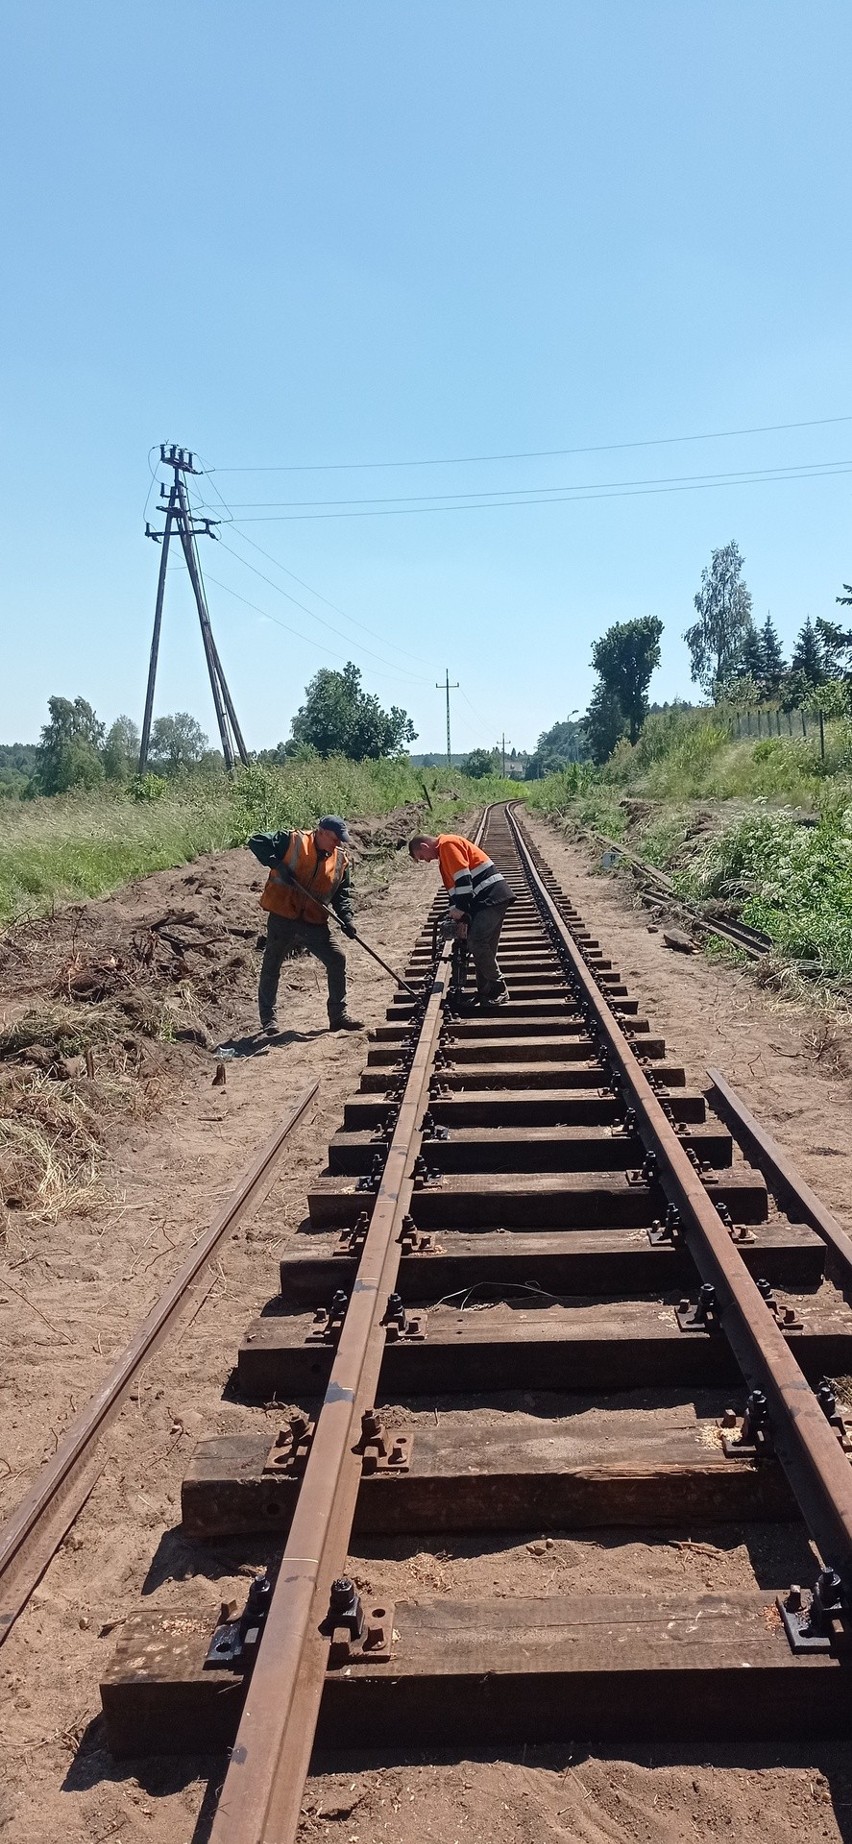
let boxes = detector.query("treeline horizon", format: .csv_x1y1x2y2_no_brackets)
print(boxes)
5,541,851,794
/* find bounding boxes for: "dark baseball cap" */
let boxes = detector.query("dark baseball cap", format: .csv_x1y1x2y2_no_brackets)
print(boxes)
318,815,350,842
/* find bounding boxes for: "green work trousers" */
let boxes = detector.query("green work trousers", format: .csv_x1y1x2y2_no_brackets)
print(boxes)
258,913,347,1026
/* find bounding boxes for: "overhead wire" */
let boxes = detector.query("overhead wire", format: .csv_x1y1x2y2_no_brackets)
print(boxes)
459,686,495,736
207,459,852,521
190,453,432,670
211,533,433,684
203,571,432,690
197,456,852,514
205,412,852,475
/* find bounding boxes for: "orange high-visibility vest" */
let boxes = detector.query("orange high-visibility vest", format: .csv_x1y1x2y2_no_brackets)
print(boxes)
435,835,512,911
261,829,348,925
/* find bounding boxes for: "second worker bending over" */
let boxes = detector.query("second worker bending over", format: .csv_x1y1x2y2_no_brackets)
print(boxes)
408,831,515,1009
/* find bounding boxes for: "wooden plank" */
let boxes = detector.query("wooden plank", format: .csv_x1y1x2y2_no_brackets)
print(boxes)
180,1413,796,1540
358,1061,689,1093
279,1224,825,1304
236,1298,852,1398
306,1167,768,1230
326,1123,733,1176
378,1006,643,1041
389,1000,578,1022
342,1089,707,1130
100,1591,842,1757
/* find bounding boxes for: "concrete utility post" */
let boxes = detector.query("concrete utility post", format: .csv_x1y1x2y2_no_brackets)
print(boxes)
436,668,459,767
140,444,249,774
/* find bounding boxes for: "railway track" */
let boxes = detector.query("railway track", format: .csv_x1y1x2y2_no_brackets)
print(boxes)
99,803,852,1838
583,825,773,959
0,1081,318,1645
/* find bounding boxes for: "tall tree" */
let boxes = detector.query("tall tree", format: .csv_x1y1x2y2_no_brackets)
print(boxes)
34,696,105,795
149,712,209,774
589,616,663,745
815,617,852,682
737,621,766,683
289,661,416,760
790,617,826,686
683,541,753,695
583,685,629,765
759,614,786,694
102,714,140,781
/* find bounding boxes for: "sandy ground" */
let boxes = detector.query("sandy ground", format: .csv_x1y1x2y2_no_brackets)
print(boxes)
2,810,852,1842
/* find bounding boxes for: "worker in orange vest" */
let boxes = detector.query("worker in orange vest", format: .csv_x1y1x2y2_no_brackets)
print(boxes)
408,832,515,1009
248,817,363,1037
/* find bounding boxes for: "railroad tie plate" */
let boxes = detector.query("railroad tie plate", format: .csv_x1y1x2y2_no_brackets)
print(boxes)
100,1590,844,1758
180,1412,795,1542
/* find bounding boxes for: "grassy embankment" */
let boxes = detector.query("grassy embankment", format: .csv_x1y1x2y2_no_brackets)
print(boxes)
524,708,852,975
0,758,521,925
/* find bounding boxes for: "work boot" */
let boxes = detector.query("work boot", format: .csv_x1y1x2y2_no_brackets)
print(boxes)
329,1012,364,1032
259,1020,279,1040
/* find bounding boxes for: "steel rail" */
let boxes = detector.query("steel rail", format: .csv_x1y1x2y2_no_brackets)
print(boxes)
507,807,852,1587
583,825,772,959
707,1066,852,1291
0,1080,318,1644
208,811,491,1844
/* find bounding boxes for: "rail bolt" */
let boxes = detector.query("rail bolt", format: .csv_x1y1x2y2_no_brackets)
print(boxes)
360,1407,385,1444
322,1576,365,1641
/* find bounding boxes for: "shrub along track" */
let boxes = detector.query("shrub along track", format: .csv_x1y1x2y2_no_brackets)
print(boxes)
99,804,852,1840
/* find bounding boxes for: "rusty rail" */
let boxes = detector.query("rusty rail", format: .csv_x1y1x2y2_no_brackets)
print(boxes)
130,801,852,1834
208,812,492,1844
508,806,852,1584
707,1065,852,1291
0,1079,318,1643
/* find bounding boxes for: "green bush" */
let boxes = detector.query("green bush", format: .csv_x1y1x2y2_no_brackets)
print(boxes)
676,809,852,971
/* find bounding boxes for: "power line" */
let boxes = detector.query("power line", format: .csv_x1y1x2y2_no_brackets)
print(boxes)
213,521,431,667
213,534,433,684
206,412,852,475
204,571,433,690
198,456,852,513
141,444,248,774
207,460,852,522
459,686,493,734
191,456,432,669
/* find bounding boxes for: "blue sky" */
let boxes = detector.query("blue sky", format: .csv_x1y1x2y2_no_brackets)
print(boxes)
2,2,851,755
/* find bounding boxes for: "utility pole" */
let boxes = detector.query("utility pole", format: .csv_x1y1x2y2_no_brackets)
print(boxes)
140,444,249,774
501,732,506,776
436,667,459,767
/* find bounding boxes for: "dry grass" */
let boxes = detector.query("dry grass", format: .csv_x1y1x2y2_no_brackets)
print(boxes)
0,1074,109,1227
0,1002,124,1066
0,1051,154,1239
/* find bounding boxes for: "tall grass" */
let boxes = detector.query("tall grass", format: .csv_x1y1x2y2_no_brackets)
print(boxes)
676,808,852,972
523,705,852,975
0,759,522,924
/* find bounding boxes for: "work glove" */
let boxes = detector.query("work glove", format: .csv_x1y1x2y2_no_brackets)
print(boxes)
340,919,358,940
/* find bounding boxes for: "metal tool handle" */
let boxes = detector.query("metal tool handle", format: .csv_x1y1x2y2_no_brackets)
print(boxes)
270,861,419,999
